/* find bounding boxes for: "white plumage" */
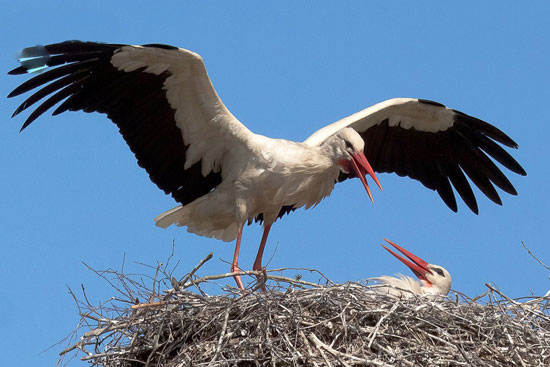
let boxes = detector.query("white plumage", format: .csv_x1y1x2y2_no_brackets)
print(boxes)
155,128,364,239
8,41,525,290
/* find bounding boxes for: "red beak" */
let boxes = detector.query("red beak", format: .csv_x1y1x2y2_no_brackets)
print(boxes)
349,151,382,203
381,239,431,283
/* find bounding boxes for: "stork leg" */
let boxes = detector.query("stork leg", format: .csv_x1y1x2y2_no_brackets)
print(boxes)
252,224,272,291
230,224,245,290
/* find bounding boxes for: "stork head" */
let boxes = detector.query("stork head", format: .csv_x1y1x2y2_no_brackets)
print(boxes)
324,128,382,202
381,239,452,296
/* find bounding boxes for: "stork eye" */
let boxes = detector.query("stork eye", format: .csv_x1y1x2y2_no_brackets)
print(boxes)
344,140,353,150
433,268,445,277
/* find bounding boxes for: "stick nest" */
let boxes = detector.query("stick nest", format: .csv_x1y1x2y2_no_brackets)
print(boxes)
61,253,550,366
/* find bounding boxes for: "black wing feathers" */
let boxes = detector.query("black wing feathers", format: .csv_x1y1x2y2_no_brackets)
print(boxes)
8,59,98,99
20,82,83,131
8,41,222,206
358,110,525,214
453,110,519,149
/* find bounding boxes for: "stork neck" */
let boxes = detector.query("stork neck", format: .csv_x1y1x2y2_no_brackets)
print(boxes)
318,140,342,165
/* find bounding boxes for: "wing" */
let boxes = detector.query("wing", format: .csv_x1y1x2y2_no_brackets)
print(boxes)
304,98,526,213
8,41,254,206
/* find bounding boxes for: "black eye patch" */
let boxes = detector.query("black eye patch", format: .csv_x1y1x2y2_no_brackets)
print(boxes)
344,140,353,149
432,267,445,277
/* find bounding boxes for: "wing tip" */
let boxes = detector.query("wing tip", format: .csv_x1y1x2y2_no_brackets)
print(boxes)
453,109,520,149
19,116,36,132
8,66,29,76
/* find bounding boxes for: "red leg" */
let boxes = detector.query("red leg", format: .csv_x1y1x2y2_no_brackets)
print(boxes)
231,224,245,290
253,224,272,271
253,224,272,291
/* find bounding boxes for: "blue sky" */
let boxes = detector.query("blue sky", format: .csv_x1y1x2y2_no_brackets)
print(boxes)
1,1,549,366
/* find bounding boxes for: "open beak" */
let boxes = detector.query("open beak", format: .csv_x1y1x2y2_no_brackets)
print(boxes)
381,239,431,283
350,151,382,203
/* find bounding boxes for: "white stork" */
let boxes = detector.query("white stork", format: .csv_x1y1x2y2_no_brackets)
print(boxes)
8,41,525,290
372,239,452,297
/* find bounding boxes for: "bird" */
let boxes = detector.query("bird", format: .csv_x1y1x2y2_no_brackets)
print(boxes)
371,239,452,297
8,41,525,290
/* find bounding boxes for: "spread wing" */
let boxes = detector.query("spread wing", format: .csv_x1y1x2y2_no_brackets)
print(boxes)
8,41,254,206
304,98,526,213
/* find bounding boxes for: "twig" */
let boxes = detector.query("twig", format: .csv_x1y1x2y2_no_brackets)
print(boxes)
309,332,368,366
176,270,320,289
178,252,213,286
367,303,398,348
309,332,334,367
521,241,550,271
210,305,231,363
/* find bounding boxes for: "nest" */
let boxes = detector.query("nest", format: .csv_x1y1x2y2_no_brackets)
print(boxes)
60,253,550,367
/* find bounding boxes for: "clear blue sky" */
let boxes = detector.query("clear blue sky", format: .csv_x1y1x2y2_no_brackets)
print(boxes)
1,2,548,366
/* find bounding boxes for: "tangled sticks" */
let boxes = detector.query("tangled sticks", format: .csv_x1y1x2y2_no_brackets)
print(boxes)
61,253,549,366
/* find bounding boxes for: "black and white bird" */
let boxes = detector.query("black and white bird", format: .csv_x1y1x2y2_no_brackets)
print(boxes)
371,239,452,297
8,41,525,290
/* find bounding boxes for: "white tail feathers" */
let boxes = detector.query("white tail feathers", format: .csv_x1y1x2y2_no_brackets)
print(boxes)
154,206,185,228
154,204,239,242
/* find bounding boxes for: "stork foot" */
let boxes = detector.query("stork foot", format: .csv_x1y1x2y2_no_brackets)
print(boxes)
252,262,267,292
230,263,245,291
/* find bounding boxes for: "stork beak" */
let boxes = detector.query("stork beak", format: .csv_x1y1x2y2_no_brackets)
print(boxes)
350,151,382,203
381,239,431,282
